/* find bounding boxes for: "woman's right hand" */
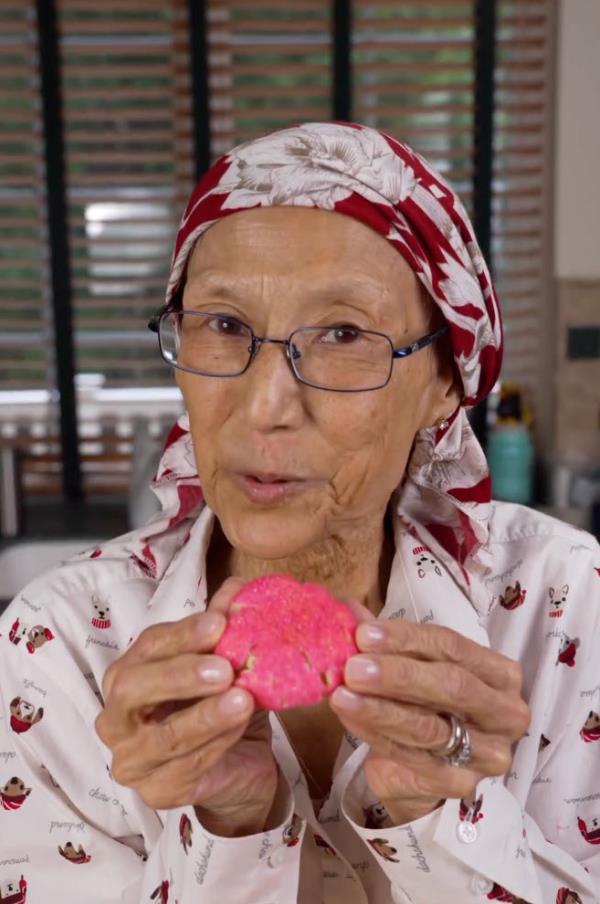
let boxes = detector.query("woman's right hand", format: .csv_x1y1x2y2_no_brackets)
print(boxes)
95,578,279,837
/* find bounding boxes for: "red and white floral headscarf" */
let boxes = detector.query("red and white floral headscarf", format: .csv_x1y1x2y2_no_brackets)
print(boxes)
147,122,503,609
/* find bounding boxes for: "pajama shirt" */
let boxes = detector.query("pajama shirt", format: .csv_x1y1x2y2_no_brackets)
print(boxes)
1,500,599,903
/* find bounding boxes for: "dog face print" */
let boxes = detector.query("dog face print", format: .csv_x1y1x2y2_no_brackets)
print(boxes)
556,889,583,904
282,813,303,847
9,697,43,734
364,802,389,829
460,792,484,824
91,595,111,629
548,584,569,618
0,875,28,904
577,814,600,844
367,837,400,863
25,624,54,652
179,813,193,854
150,880,169,903
486,884,528,902
580,710,600,742
412,546,442,579
8,619,54,653
0,777,31,811
498,581,526,610
556,634,580,668
58,842,91,864
266,814,304,869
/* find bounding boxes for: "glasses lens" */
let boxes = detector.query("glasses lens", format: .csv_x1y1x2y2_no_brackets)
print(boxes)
291,326,392,391
160,311,252,375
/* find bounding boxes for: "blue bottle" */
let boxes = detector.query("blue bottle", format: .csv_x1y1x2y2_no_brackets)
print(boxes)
487,386,534,505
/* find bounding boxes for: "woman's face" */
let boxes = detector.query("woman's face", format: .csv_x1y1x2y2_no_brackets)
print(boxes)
176,206,458,559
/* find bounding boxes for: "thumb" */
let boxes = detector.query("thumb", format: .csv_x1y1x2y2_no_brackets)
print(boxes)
208,576,245,617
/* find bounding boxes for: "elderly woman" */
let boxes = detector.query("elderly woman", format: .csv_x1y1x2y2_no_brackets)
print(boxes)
0,123,598,904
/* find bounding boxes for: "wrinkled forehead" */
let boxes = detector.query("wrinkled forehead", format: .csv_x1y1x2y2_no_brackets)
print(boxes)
189,207,415,279
171,201,428,307
177,206,433,326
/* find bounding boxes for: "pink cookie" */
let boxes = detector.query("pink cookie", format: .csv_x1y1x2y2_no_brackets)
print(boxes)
214,574,359,710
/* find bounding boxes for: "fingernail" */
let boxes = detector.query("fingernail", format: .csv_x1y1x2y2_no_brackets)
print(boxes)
331,687,362,710
356,624,386,649
346,655,380,683
198,660,230,684
200,612,224,637
218,688,250,716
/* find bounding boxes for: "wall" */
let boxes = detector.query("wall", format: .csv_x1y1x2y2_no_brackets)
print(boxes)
554,0,600,281
553,0,600,464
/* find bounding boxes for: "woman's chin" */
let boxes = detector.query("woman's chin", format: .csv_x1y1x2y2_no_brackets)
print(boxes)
219,508,322,563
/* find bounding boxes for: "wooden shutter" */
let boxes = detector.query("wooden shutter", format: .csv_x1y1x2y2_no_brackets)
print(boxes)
0,2,50,390
58,0,194,386
353,2,475,208
492,0,554,427
207,0,332,158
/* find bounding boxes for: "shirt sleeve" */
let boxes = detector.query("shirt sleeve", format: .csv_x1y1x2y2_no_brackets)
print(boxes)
126,771,304,904
0,580,304,904
342,775,597,904
340,544,600,904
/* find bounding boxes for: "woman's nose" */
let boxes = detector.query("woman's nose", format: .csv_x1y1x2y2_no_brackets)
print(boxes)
242,340,304,431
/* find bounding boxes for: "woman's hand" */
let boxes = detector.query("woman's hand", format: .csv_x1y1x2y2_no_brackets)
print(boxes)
95,578,279,838
330,617,531,825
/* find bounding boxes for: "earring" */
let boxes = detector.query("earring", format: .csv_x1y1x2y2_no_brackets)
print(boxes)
436,415,450,430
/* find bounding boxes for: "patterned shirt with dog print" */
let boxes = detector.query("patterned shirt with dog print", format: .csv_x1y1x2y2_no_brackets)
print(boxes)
0,500,599,903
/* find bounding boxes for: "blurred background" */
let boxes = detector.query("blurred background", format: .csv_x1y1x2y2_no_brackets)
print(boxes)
0,0,598,601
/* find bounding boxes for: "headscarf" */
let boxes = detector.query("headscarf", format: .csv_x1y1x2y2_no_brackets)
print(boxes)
144,122,504,612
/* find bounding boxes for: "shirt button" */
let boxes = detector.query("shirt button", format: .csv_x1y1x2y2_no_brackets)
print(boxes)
471,875,494,895
270,848,286,867
456,821,478,844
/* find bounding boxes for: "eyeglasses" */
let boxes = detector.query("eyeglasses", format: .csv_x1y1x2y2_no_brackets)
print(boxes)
147,306,448,393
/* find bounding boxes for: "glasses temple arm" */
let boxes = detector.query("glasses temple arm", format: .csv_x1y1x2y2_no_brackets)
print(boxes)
147,303,172,333
392,323,449,359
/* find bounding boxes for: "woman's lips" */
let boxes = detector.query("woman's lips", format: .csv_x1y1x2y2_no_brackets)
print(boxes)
233,472,313,504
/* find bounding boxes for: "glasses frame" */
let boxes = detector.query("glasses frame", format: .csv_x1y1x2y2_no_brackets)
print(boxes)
147,305,449,393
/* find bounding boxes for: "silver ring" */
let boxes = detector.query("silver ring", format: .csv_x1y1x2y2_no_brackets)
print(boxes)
446,724,472,767
431,713,473,768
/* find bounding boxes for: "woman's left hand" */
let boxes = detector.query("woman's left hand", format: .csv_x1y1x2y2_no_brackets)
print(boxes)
329,618,531,826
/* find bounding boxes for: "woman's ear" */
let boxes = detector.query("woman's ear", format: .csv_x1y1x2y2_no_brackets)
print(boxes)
437,356,463,420
412,282,462,428
419,334,463,430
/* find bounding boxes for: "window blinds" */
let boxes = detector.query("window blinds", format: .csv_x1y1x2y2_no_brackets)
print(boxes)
492,0,553,413
0,0,555,497
59,0,194,386
353,2,475,207
207,0,332,158
0,3,50,390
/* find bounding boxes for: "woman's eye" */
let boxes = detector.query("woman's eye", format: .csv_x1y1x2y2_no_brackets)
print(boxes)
207,316,246,337
321,325,362,344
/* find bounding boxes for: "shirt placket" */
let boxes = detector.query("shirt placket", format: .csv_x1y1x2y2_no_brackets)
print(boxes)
271,715,370,903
